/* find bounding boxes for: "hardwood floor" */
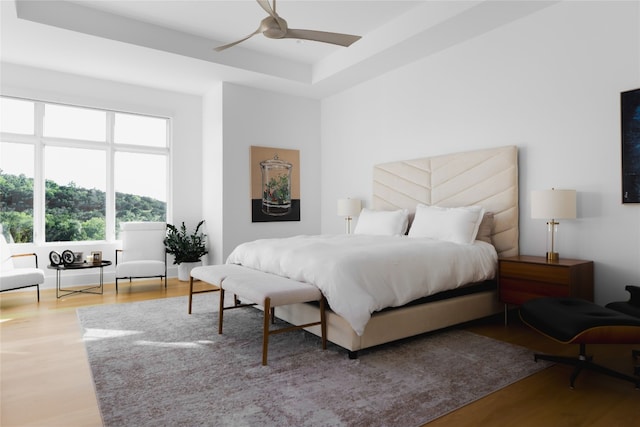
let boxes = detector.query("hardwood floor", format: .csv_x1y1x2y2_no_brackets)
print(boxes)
1,281,638,426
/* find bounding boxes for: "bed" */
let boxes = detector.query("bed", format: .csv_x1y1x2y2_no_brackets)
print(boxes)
229,145,519,356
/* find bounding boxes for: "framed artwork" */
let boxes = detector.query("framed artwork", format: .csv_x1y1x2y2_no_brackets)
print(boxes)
250,146,300,222
621,88,640,203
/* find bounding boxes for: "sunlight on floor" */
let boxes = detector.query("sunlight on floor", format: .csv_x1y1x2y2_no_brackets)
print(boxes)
134,339,215,349
82,328,143,341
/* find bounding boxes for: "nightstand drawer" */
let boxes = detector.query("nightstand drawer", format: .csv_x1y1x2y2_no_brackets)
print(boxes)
500,262,571,285
499,278,571,304
498,256,594,306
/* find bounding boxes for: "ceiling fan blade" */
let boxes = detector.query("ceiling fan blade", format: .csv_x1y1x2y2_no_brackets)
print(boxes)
214,28,261,52
256,0,276,17
284,29,361,47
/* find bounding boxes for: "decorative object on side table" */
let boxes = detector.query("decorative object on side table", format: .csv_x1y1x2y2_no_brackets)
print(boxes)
164,220,208,281
91,251,102,264
61,250,76,265
49,251,62,266
50,250,86,266
59,249,85,265
531,188,576,261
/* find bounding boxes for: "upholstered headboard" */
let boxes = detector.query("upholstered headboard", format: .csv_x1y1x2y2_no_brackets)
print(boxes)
372,145,519,257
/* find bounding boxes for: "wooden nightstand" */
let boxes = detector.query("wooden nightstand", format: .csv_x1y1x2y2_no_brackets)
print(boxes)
498,255,594,322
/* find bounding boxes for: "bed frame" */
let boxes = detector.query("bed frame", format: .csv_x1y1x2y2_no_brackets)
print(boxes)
276,145,519,356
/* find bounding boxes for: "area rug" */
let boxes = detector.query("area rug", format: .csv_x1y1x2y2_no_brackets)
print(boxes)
77,293,549,427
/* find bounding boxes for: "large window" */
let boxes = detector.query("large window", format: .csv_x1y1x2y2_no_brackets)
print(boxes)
0,96,169,244
45,146,107,241
0,142,34,242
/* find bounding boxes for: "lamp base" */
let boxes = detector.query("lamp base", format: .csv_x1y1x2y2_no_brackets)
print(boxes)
345,217,353,234
546,251,559,262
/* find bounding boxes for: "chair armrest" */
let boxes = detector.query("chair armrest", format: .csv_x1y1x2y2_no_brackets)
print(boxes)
625,285,640,307
115,249,122,265
11,252,39,268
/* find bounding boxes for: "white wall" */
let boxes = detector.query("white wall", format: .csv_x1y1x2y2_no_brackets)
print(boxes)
320,1,640,305
1,63,203,287
203,83,321,264
202,83,224,266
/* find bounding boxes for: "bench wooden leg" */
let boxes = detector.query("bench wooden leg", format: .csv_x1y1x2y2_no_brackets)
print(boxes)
188,276,194,314
262,297,271,366
218,288,225,334
220,287,325,366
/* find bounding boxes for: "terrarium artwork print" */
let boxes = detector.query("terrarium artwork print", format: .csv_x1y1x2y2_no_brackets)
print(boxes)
622,88,640,203
251,146,300,222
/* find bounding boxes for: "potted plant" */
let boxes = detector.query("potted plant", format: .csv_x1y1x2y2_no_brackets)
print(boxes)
164,220,208,281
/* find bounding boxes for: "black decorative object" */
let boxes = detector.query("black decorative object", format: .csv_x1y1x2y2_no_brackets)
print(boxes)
49,251,61,266
61,250,75,266
622,88,640,203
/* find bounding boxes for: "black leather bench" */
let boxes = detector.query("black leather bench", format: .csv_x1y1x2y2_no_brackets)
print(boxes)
520,296,640,388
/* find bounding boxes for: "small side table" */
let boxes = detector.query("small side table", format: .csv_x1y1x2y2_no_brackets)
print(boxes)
48,260,112,298
498,255,594,323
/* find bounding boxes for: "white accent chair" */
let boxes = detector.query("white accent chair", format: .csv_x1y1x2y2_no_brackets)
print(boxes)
0,233,45,301
115,222,167,293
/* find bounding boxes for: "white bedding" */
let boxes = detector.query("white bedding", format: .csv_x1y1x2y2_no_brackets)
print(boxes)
226,234,498,336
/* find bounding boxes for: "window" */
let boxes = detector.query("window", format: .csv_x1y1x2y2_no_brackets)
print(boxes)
114,112,167,148
0,96,169,243
0,142,34,242
115,151,167,230
0,98,34,135
45,146,107,241
44,104,106,141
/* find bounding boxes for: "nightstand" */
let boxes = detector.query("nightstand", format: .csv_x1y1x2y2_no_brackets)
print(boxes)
498,255,594,323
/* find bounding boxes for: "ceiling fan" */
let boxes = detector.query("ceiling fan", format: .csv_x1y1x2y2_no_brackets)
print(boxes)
214,0,361,52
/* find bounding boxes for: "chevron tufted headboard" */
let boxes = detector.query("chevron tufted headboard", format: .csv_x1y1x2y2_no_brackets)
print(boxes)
372,145,519,257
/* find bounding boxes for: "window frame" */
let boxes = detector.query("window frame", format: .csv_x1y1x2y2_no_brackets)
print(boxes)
0,95,171,245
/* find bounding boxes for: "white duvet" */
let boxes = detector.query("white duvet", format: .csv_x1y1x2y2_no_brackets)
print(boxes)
226,234,497,336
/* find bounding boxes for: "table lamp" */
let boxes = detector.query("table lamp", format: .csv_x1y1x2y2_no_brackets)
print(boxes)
337,198,361,234
531,188,576,261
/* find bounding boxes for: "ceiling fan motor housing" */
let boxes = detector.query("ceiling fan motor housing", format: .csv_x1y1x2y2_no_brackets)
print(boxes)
261,16,288,39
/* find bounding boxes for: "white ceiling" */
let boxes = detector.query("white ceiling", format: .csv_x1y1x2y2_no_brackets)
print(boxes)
1,0,558,98
65,0,420,64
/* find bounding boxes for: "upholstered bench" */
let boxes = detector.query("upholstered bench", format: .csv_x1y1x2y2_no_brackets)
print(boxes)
189,264,248,314
189,264,327,365
520,297,640,388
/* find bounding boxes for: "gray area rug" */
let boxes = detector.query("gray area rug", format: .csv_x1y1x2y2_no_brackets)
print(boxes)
77,293,549,427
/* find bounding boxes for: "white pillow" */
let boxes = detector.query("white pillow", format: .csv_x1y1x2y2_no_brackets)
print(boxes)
408,204,485,244
353,208,409,236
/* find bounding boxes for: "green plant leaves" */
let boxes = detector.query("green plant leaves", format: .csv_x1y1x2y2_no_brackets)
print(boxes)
163,220,208,264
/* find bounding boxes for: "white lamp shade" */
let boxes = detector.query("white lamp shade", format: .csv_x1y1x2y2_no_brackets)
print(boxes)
337,198,362,217
531,189,577,219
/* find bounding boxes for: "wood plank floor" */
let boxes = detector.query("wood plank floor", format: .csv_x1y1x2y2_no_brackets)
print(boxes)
1,280,638,426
